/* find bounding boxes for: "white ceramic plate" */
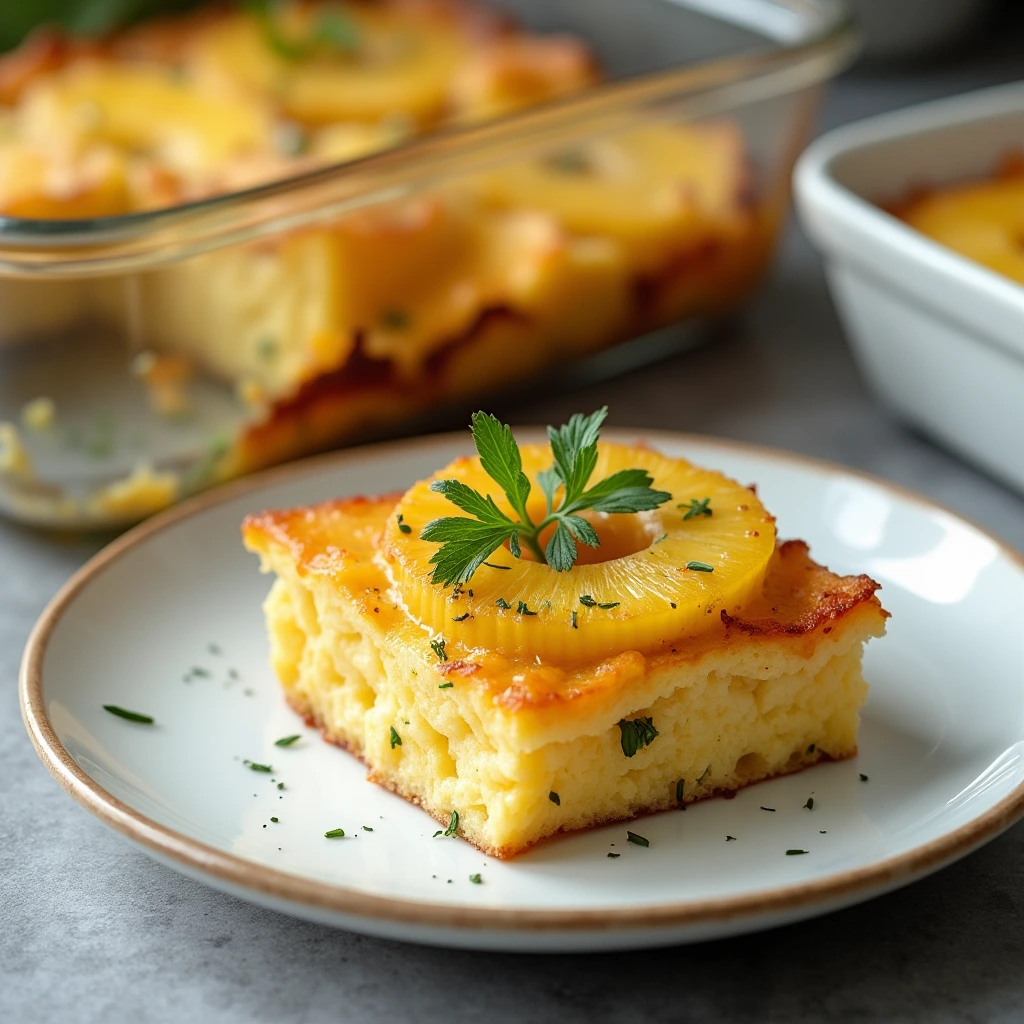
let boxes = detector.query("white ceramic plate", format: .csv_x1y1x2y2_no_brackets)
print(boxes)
21,431,1024,952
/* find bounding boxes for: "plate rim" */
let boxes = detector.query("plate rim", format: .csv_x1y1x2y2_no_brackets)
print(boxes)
20,428,1024,935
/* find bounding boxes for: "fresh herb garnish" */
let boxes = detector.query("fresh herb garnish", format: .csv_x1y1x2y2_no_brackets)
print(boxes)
396,513,412,534
571,611,578,629
270,817,279,823
760,806,776,812
860,773,869,782
483,562,511,570
680,497,712,520
549,791,560,806
607,852,620,858
324,828,346,839
726,835,737,841
807,744,816,754
452,612,470,622
245,761,273,773
444,810,460,837
103,705,153,724
438,682,454,689
277,782,285,791
804,797,814,810
686,561,715,573
626,831,650,848
675,779,684,803
469,873,482,885
495,598,512,610
430,638,447,662
420,409,671,585
516,601,538,616
433,831,443,838
579,595,618,609
389,726,402,749
362,826,373,832
617,717,658,758
274,734,301,747
786,849,809,856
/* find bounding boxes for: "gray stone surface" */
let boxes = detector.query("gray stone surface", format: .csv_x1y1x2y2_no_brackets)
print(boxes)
3,18,1024,1024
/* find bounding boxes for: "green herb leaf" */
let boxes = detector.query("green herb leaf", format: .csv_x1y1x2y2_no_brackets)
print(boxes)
726,835,737,841
680,497,712,520
675,779,684,803
444,810,460,837
571,611,578,629
607,851,620,858
686,561,715,573
579,595,598,607
549,791,560,806
626,831,650,848
270,817,279,823
245,760,272,772
860,773,869,782
807,743,816,754
421,409,671,582
389,726,402,749
786,849,809,856
617,717,659,758
396,513,412,534
274,734,301,747
324,828,346,839
438,681,454,689
495,598,512,610
103,705,153,724
760,806,776,812
362,825,373,832
804,797,814,810
516,601,538,616
452,612,470,622
430,638,447,663
469,873,482,884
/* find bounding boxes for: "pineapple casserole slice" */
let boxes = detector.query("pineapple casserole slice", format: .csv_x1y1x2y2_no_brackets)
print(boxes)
242,411,888,857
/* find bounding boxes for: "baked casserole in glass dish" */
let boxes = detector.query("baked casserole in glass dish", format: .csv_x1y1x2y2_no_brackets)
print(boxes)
0,0,856,526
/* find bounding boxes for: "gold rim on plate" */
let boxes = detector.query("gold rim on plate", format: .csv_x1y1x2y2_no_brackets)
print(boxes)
19,430,1024,935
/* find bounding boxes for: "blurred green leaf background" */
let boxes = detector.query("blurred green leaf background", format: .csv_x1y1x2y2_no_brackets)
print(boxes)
0,1,205,52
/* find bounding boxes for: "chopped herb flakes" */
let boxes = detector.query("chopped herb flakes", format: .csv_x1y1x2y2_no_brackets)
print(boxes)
207,643,222,656
726,836,737,841
438,682,454,689
786,849,809,856
102,705,153,724
578,594,618,609
452,612,471,622
380,308,410,331
675,779,684,803
607,852,620,858
270,817,279,823
571,611,578,629
444,811,460,837
626,831,650,848
245,761,272,772
277,782,285,791
680,497,712,520
860,774,869,782
469,873,482,885
760,806,776,812
686,560,715,573
483,562,511,571
324,828,346,839
807,744,816,754
430,638,448,662
274,734,301,747
618,717,658,757
389,726,402,749
396,513,412,534
549,791,560,806
362,826,373,832
433,831,443,838
804,797,814,810
517,601,538,616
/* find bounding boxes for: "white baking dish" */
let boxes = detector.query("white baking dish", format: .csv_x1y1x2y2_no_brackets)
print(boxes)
794,82,1024,495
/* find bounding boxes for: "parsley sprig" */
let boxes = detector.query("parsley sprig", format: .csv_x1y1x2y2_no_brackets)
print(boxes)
420,409,671,585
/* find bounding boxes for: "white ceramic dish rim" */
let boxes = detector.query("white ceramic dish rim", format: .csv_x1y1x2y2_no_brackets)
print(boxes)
20,430,1024,936
793,79,1024,366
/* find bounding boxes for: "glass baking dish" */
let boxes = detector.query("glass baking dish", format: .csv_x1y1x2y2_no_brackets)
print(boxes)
0,0,856,528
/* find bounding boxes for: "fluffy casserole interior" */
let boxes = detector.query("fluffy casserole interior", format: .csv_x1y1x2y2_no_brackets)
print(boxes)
244,496,887,859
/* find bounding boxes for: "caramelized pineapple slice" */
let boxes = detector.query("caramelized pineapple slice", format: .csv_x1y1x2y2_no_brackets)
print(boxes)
18,62,270,176
471,123,749,271
381,442,776,660
192,5,467,128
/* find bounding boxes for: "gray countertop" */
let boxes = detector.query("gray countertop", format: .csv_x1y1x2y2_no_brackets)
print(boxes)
4,25,1024,1024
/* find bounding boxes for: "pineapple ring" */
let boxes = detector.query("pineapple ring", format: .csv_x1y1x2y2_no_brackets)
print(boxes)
380,442,776,661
